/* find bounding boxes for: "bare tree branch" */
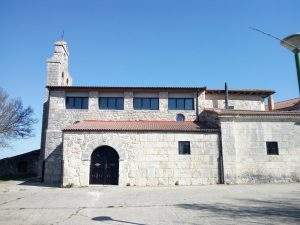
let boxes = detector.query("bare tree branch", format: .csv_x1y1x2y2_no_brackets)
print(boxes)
0,87,38,148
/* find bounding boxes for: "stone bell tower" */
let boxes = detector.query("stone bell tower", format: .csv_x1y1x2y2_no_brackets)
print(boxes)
39,40,73,183
46,40,72,86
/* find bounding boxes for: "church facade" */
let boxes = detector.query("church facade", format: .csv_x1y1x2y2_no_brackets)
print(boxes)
40,41,300,187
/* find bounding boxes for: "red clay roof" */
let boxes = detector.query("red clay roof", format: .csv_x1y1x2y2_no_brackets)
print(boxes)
46,85,274,97
63,120,218,132
204,109,300,117
274,97,300,111
47,85,206,91
206,89,275,98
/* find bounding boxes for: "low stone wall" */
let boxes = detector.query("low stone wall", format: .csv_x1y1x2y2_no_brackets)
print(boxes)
62,131,220,187
0,150,40,179
221,118,300,184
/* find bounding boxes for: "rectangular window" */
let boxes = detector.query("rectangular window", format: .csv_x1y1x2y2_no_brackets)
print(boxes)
266,142,279,155
133,98,159,110
168,98,194,110
66,97,89,109
178,141,191,155
99,97,124,110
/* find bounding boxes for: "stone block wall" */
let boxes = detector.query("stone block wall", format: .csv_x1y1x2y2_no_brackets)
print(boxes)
43,90,201,184
221,118,300,184
203,93,265,110
62,131,220,187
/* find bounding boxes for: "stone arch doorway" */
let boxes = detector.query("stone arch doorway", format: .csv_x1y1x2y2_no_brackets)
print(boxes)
90,146,119,185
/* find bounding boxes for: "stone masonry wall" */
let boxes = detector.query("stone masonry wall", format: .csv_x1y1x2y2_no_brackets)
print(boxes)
43,90,201,184
62,131,219,187
43,89,269,184
203,93,265,110
221,118,300,184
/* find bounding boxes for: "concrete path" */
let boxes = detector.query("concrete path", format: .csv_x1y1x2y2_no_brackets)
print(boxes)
0,180,299,225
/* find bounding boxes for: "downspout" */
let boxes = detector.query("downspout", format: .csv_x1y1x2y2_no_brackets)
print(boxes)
61,132,65,187
225,82,229,109
217,118,225,184
196,89,199,121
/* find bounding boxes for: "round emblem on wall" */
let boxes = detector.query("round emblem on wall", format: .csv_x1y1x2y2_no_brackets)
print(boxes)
176,113,185,122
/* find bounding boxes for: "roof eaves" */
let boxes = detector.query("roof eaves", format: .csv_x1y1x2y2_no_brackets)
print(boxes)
47,85,207,91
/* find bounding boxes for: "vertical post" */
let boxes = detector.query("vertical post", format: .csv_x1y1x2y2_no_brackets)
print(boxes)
294,52,300,95
225,82,229,109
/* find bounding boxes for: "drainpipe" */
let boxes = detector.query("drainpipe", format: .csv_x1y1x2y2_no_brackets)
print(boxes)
196,89,199,121
225,82,229,109
218,129,225,184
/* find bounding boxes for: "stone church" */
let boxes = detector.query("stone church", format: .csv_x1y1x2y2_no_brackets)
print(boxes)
40,40,300,187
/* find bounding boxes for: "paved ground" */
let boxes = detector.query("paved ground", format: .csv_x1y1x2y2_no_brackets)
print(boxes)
0,180,299,225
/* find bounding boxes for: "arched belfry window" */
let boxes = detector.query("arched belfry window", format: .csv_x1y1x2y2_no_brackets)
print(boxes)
176,113,185,122
62,72,64,78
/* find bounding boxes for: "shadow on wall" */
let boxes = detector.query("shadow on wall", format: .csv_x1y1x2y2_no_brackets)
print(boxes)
176,198,300,224
92,216,147,225
42,143,63,187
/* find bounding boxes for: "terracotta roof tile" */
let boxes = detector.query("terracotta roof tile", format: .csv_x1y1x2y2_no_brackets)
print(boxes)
63,120,218,132
204,109,300,117
274,97,300,111
206,89,275,98
47,85,206,91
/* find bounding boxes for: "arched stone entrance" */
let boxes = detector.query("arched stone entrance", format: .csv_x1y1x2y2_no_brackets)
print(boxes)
90,146,119,185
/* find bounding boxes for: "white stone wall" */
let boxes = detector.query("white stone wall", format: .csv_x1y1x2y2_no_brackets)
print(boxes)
220,118,300,184
62,131,220,187
202,93,265,110
43,90,201,184
42,89,269,184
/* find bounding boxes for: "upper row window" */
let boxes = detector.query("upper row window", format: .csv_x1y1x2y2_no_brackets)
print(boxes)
65,96,194,111
99,97,124,110
66,97,88,109
133,98,159,110
168,98,194,110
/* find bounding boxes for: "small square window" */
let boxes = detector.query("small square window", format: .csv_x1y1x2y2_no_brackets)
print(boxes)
266,142,279,155
178,141,191,155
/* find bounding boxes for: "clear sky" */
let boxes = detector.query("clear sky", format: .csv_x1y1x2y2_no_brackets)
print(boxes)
0,0,299,158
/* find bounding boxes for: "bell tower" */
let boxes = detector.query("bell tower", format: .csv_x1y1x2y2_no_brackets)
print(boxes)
46,40,72,86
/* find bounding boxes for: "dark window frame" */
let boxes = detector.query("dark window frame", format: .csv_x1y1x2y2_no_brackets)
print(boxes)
66,97,89,109
99,97,124,110
133,97,159,110
178,141,191,155
168,98,194,110
266,142,279,155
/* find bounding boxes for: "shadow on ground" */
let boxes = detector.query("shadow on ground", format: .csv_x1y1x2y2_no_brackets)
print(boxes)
92,216,147,225
176,198,300,223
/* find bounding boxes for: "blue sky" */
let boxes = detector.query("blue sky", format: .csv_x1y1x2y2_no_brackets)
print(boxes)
0,0,299,158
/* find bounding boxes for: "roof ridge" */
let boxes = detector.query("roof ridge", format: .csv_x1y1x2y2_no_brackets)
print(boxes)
275,97,300,104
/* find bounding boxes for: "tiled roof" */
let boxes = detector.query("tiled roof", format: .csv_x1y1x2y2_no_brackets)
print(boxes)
46,85,274,97
206,89,275,98
204,109,300,118
47,85,206,91
274,97,300,111
63,120,218,132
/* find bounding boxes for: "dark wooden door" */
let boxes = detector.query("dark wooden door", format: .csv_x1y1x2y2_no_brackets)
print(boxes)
90,146,119,185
